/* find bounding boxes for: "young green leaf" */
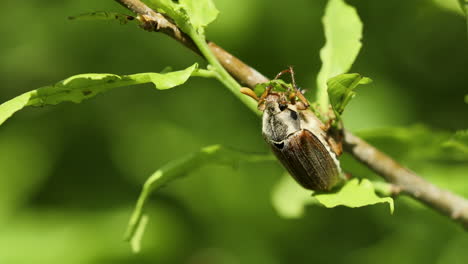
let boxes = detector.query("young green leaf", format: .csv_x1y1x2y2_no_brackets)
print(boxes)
316,0,363,111
180,0,219,32
125,145,274,252
314,179,394,213
143,0,218,33
271,175,394,219
327,73,372,116
0,64,198,126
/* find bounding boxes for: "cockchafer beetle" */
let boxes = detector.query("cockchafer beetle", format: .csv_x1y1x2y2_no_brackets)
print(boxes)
241,67,345,191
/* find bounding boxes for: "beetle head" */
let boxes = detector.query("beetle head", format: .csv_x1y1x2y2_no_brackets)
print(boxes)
262,94,302,143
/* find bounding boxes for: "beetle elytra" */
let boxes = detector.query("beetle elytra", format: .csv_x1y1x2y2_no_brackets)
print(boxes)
242,67,344,191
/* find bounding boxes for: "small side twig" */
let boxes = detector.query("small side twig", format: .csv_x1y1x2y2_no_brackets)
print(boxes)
113,0,468,230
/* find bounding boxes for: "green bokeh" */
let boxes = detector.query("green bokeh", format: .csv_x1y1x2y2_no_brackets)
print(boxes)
0,0,467,263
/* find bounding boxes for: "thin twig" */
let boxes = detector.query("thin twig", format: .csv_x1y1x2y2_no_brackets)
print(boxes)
113,0,468,229
343,131,468,229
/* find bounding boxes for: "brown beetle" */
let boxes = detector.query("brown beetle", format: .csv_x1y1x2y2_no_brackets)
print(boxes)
242,67,344,191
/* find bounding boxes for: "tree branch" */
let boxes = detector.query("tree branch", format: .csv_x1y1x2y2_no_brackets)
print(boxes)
343,131,468,229
113,0,468,229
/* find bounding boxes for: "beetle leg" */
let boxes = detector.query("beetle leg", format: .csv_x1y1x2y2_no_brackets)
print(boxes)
320,118,332,131
279,83,297,104
295,90,309,108
257,85,273,106
288,92,297,104
325,135,343,156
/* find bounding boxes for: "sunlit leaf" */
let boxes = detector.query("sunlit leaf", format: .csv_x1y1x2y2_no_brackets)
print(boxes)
0,64,198,126
180,0,219,32
316,0,363,109
144,0,218,33
327,73,372,116
271,175,393,219
314,179,394,213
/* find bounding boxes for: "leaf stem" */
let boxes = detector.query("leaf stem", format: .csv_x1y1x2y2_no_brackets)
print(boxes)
191,68,219,78
189,30,258,113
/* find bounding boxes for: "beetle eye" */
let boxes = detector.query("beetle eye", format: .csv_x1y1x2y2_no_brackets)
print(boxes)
273,142,285,149
278,103,287,111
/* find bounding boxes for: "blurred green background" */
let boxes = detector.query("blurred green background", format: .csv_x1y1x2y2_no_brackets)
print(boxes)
0,0,467,263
